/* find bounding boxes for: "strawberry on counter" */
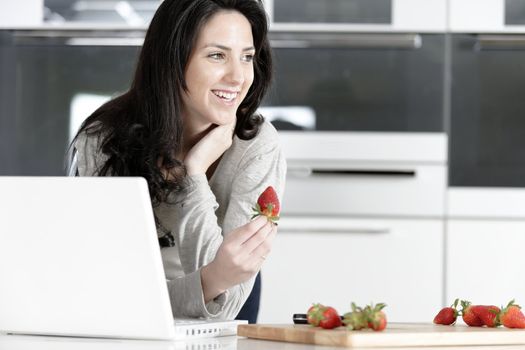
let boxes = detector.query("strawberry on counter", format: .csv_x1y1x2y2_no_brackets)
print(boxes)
461,300,484,327
366,303,387,331
472,305,500,328
307,304,342,329
499,300,525,329
434,299,459,325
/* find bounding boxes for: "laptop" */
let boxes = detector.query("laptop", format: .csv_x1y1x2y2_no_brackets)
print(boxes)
0,177,246,340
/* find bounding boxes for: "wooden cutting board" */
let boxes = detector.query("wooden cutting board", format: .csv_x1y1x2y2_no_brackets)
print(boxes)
238,323,525,348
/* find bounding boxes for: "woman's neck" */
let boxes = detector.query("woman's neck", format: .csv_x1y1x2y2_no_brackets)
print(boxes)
180,122,214,158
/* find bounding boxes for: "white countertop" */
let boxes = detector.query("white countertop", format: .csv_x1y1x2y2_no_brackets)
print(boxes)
2,333,525,350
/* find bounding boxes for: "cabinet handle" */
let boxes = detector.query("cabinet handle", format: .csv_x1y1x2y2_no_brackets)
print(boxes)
278,226,390,234
476,35,525,50
288,167,416,178
269,33,421,49
13,30,145,46
278,219,391,234
312,169,416,176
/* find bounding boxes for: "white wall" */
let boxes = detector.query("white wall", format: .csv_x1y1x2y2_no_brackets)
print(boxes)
0,0,43,28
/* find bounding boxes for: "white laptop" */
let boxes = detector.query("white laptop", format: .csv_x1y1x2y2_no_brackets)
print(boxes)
0,177,246,340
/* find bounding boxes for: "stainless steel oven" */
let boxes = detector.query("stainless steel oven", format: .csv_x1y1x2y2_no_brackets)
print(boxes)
262,32,446,132
449,33,525,187
0,0,159,176
260,0,447,132
0,29,142,175
449,0,525,187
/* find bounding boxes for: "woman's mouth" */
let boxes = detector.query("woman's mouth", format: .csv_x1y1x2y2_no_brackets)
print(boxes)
212,90,239,105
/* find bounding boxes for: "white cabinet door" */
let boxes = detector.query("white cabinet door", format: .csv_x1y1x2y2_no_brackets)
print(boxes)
258,217,443,324
447,220,525,304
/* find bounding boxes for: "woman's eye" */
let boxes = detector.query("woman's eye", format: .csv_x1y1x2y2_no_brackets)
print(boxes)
242,54,254,63
208,52,224,60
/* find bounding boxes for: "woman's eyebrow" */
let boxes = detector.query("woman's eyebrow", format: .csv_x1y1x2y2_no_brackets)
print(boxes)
203,43,255,51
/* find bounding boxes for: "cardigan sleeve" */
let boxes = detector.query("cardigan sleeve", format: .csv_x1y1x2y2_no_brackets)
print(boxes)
167,123,287,319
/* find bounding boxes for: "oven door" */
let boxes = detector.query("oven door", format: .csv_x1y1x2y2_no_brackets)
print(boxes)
261,32,445,132
450,33,525,187
0,30,141,175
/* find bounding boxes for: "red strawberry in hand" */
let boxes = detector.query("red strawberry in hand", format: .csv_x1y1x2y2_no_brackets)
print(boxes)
499,300,525,329
307,304,342,329
461,300,484,327
252,186,280,223
365,303,387,331
434,299,459,325
471,305,501,327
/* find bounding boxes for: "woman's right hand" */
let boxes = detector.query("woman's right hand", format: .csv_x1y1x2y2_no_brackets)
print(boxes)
184,122,235,176
200,216,276,303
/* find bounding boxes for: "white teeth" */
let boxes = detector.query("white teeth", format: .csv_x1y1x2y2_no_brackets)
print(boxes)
213,90,238,101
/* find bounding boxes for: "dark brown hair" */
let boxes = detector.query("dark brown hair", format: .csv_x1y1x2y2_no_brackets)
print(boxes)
70,0,272,205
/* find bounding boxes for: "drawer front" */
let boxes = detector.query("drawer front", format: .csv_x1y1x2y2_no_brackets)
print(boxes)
447,220,525,305
259,217,444,323
283,163,446,217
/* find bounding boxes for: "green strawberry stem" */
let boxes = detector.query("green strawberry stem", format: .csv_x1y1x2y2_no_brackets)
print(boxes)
252,204,280,223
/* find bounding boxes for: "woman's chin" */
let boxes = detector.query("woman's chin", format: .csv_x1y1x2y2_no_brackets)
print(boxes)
211,114,237,126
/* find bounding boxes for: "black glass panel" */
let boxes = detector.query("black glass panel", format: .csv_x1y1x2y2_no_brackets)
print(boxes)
450,34,525,187
0,32,17,175
506,0,525,25
274,0,391,24
1,34,139,176
263,34,445,132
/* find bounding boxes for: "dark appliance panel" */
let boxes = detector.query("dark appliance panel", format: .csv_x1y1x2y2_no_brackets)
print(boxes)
450,33,525,187
263,33,446,132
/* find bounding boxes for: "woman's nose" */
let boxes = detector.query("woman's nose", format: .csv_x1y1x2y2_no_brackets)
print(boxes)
225,60,245,85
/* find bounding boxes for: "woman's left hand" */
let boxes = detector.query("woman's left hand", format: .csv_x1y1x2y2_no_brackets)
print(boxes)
184,122,235,175
200,216,277,303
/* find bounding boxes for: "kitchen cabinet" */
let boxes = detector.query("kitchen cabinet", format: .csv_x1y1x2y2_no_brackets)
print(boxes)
446,219,525,304
259,217,443,324
446,188,525,304
259,133,447,324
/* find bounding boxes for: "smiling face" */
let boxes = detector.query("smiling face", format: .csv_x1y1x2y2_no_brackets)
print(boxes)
181,10,255,133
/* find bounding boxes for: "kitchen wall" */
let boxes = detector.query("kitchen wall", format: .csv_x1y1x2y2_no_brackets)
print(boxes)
2,0,525,323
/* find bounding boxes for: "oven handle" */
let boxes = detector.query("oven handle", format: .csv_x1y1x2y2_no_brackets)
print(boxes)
288,167,416,177
476,35,525,50
269,33,422,49
13,30,146,46
278,218,391,234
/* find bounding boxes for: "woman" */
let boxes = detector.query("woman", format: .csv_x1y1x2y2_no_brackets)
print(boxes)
68,0,286,323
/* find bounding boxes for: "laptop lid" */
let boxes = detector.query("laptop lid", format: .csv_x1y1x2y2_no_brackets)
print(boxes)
0,177,176,340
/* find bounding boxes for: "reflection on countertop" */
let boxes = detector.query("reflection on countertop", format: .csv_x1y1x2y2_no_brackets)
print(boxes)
2,333,525,350
0,333,236,350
